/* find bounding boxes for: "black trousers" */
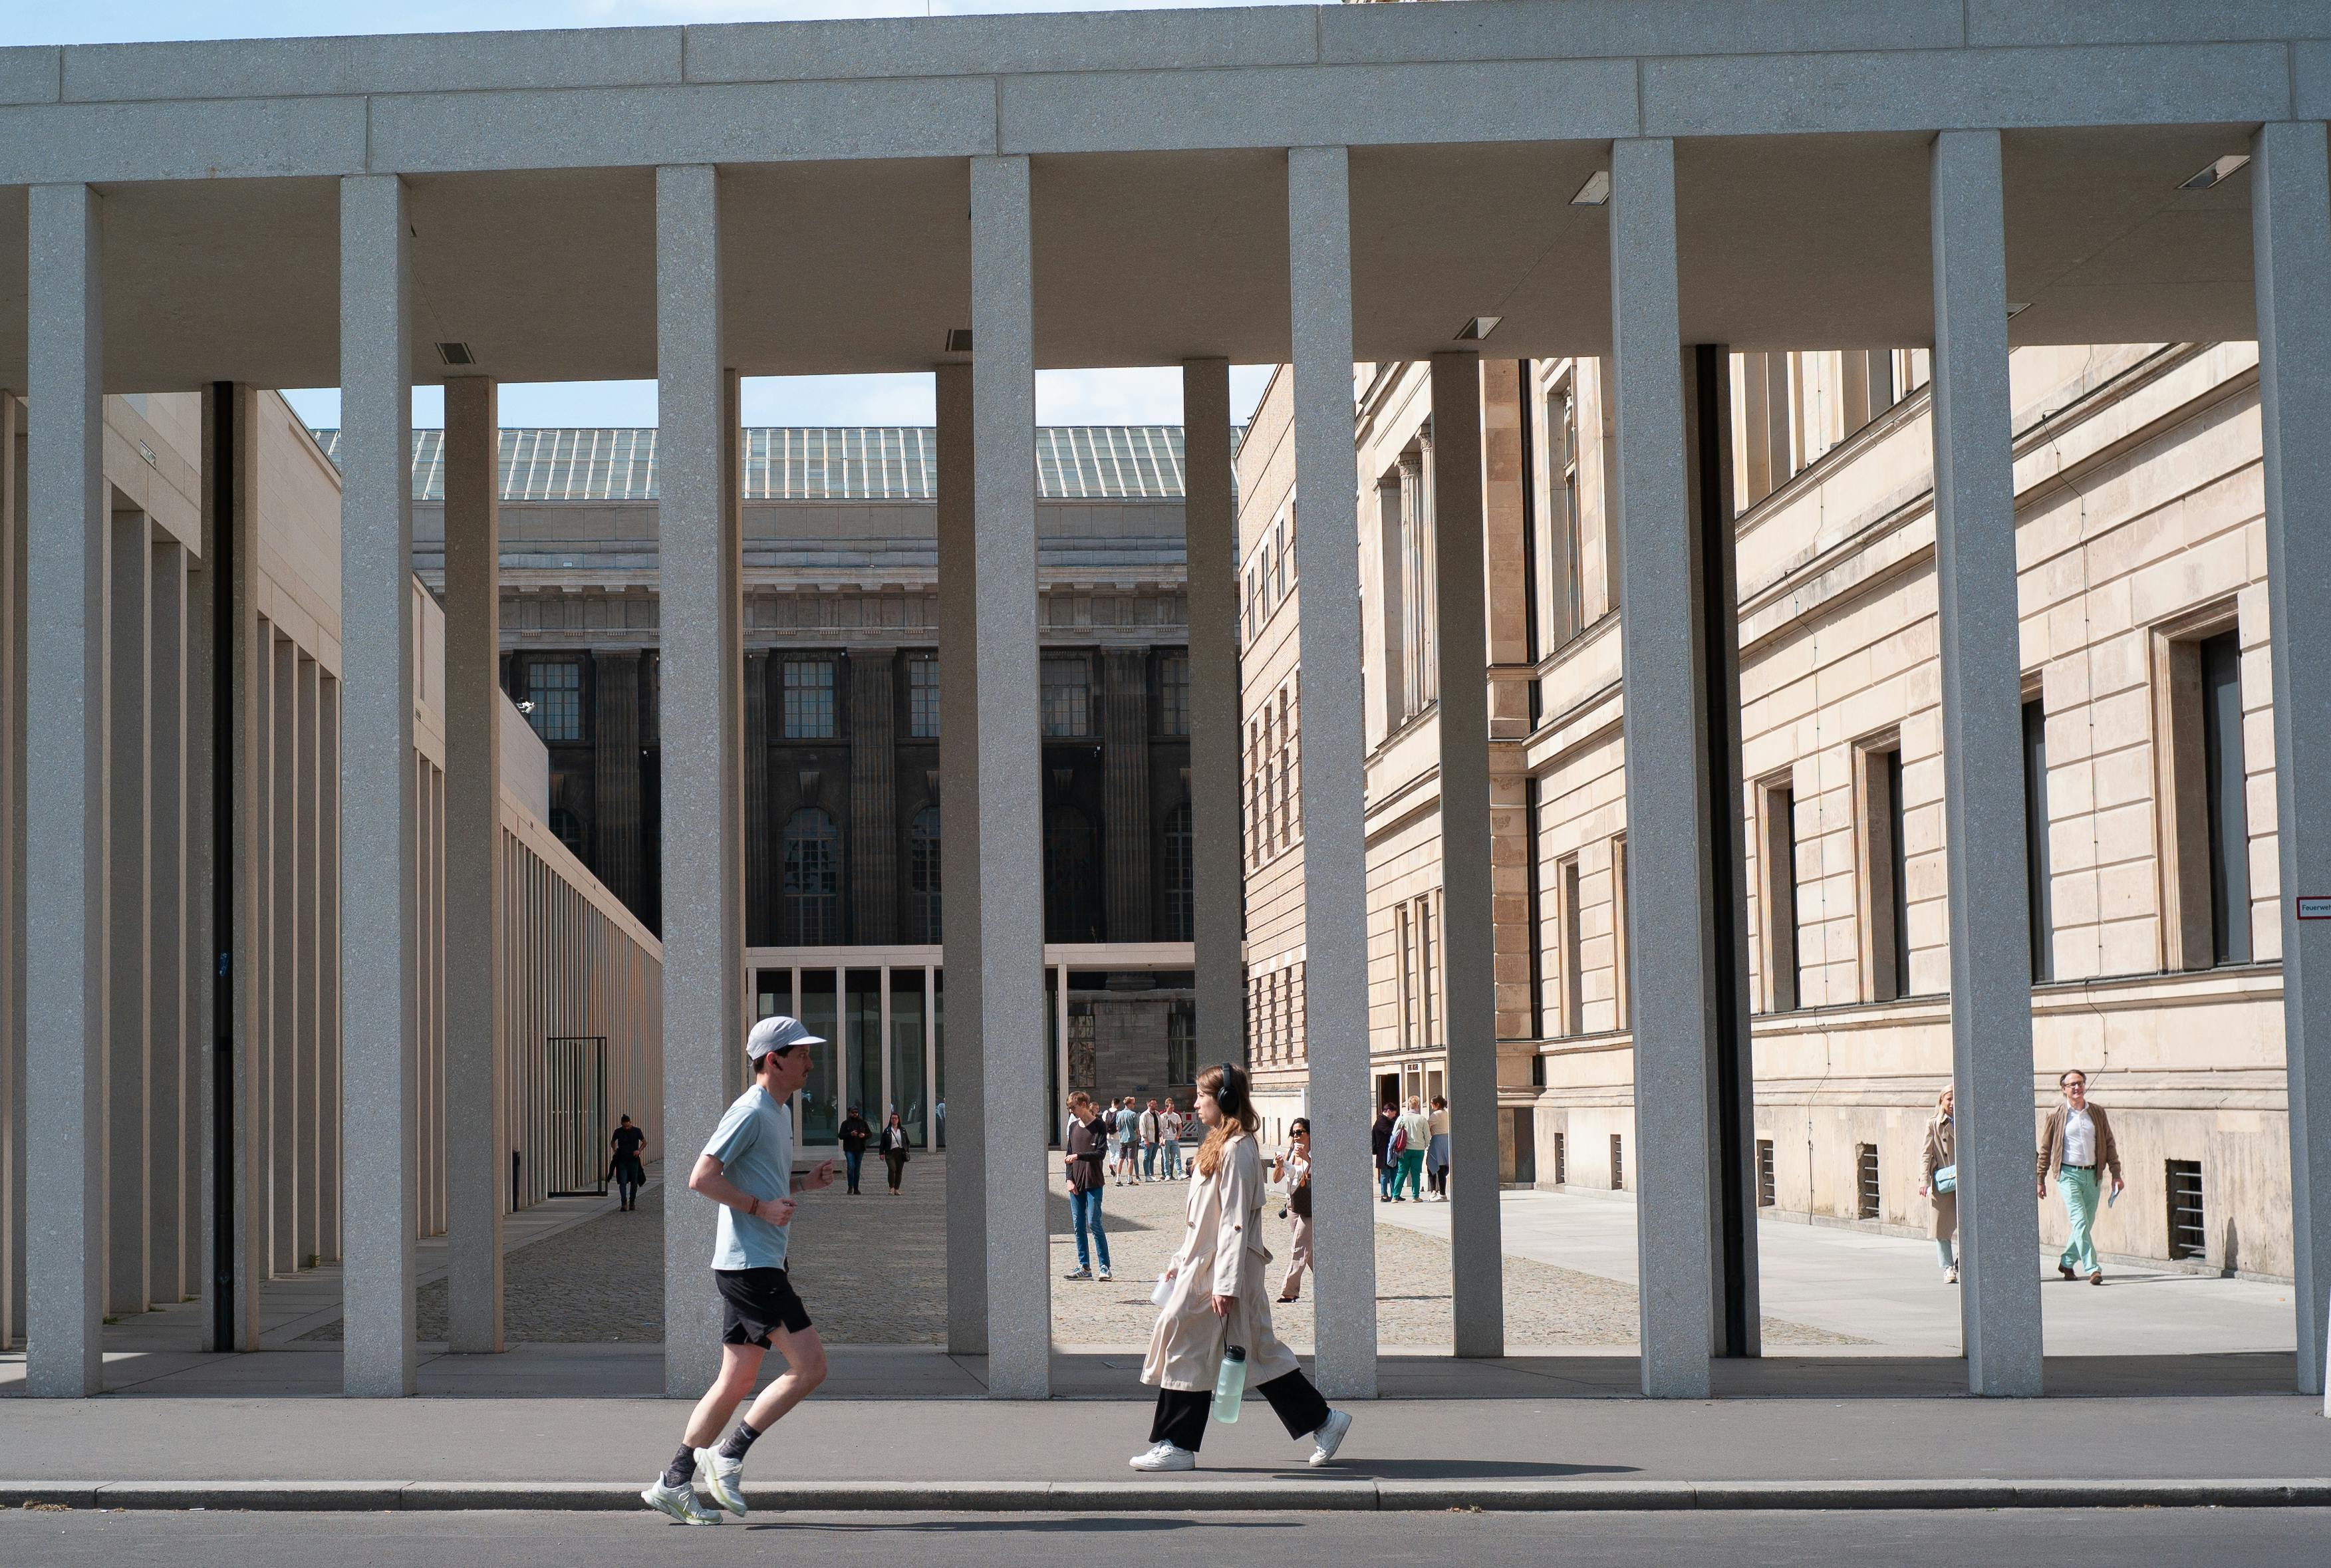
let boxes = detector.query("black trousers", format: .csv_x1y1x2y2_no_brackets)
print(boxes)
1149,1369,1331,1453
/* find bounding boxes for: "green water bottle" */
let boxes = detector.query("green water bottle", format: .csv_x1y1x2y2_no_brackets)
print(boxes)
1212,1344,1247,1422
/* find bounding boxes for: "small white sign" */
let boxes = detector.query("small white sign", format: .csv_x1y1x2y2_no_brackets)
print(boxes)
2300,897,2331,922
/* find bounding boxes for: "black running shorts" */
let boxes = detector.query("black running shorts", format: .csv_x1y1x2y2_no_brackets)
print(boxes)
714,1267,813,1345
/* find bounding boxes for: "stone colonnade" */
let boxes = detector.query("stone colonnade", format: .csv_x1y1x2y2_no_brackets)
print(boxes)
15,127,2331,1406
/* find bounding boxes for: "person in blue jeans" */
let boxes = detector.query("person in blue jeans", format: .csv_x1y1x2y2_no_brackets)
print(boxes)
1062,1091,1113,1281
836,1107,871,1196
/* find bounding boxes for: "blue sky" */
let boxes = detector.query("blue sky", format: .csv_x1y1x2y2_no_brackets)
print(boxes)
11,1,1278,431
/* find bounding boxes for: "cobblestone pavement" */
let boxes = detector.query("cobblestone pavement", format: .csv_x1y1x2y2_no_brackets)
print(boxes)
302,1153,1858,1349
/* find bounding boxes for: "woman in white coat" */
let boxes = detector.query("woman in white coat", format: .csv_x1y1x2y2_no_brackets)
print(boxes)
1129,1063,1354,1472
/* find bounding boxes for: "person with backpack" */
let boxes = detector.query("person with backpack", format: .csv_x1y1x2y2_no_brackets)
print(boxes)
1119,1098,1145,1186
1062,1091,1113,1281
1393,1097,1431,1203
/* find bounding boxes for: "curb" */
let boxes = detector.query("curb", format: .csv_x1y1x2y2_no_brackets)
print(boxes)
7,1478,2330,1513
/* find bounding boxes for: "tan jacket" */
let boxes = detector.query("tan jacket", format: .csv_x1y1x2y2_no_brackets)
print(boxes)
1141,1132,1301,1392
1921,1114,1957,1242
2037,1102,2122,1184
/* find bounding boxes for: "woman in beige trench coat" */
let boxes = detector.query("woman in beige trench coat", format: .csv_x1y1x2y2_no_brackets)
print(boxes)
1920,1085,1959,1285
1129,1063,1354,1472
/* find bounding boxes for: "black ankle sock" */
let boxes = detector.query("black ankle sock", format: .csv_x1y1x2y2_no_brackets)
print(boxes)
717,1420,762,1462
664,1444,697,1489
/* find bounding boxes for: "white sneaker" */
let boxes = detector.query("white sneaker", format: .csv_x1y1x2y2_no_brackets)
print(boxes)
1307,1408,1353,1467
1097,1265,1113,1282
640,1478,722,1524
694,1446,748,1516
1128,1442,1197,1472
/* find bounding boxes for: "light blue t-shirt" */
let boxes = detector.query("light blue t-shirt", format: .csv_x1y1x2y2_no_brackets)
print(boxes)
703,1084,794,1271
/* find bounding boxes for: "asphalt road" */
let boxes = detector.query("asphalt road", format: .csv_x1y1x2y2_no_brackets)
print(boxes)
4,1508,2326,1566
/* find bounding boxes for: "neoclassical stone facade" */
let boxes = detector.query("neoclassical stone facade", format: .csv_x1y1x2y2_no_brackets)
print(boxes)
1241,339,2296,1276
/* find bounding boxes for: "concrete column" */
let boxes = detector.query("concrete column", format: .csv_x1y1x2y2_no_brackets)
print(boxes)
1181,360,1243,1067
25,182,109,1396
1929,130,2046,1397
849,649,899,945
590,650,645,920
1287,144,1378,1399
1427,352,1504,1360
199,382,265,1352
1608,137,1716,1399
656,164,746,1398
107,509,152,1315
250,636,273,1274
1099,648,1153,943
444,376,505,1354
271,634,298,1278
1,392,23,1351
315,673,341,1266
339,172,420,1397
743,652,772,946
148,540,188,1306
1683,345,1760,1361
295,655,319,1271
2249,119,2331,1400
968,153,1051,1400
934,359,989,1359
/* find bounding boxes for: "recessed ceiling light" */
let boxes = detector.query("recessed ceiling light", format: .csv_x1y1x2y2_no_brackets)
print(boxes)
1570,170,1611,207
436,340,477,366
1454,316,1502,341
2006,302,2031,319
944,328,974,353
2179,153,2251,192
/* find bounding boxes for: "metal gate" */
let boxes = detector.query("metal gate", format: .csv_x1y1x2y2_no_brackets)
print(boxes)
545,1035,609,1198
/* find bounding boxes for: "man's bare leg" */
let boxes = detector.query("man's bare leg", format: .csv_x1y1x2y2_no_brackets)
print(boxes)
682,1344,765,1448
737,1323,829,1434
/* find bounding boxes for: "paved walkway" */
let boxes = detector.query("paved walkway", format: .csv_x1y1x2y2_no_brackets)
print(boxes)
1376,1185,2300,1359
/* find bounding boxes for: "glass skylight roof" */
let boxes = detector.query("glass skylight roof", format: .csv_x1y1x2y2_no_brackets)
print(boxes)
311,426,1186,503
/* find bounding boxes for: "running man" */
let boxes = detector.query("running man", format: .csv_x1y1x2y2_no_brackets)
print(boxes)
640,1014,838,1524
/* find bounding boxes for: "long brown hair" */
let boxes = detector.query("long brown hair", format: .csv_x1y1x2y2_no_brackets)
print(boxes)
1195,1063,1260,1177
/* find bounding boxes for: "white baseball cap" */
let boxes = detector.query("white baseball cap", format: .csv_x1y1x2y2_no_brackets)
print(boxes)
747,1013,825,1061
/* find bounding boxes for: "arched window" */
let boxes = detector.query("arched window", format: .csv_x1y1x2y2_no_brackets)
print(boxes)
783,808,841,945
910,804,942,944
1163,803,1194,941
1044,805,1100,943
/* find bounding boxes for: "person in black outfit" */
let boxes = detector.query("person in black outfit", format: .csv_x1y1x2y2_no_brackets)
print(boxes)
837,1107,873,1196
879,1111,912,1196
609,1116,648,1210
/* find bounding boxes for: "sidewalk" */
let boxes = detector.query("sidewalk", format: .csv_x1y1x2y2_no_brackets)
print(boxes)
1,1388,2325,1513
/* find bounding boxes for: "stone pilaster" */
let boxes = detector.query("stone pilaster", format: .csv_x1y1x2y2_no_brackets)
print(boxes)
1101,647,1153,943
849,650,898,945
590,650,645,922
743,653,773,946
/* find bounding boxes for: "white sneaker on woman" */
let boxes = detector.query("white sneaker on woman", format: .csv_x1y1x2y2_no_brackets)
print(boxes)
639,1479,722,1524
1307,1408,1353,1467
1128,1442,1197,1472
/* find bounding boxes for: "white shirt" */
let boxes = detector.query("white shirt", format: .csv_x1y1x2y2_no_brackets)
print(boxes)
2062,1107,2096,1167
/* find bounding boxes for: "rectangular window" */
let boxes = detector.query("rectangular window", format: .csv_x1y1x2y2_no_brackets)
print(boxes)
1510,1109,1537,1185
1556,382,1584,644
907,654,941,739
1526,776,1546,1035
1399,902,1419,1050
1157,650,1190,737
1757,778,1800,1013
1857,740,1909,1002
1041,654,1093,738
1560,854,1583,1036
1419,892,1440,1047
1856,1144,1880,1220
1609,837,1631,1030
2023,696,2052,981
2200,630,2252,965
781,658,837,739
2166,1158,2205,1260
1756,1139,1776,1208
1552,1130,1568,1186
1166,1003,1196,1088
1609,1133,1625,1192
1275,689,1294,849
525,659,582,742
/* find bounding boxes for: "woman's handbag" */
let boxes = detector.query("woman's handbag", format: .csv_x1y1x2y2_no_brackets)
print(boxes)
1933,1164,1957,1195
